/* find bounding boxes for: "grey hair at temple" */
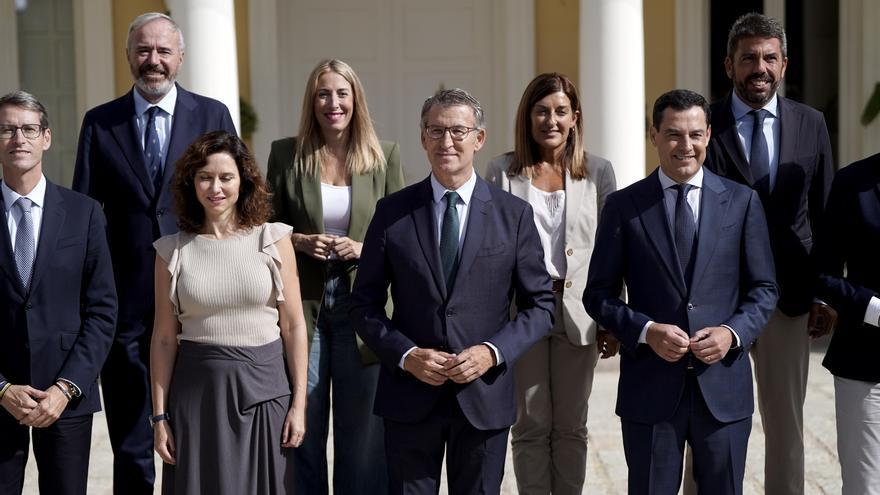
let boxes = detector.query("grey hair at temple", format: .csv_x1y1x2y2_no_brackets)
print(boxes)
420,88,486,130
127,12,186,53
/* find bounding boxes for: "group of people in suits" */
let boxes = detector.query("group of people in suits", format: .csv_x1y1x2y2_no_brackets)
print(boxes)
1,8,879,495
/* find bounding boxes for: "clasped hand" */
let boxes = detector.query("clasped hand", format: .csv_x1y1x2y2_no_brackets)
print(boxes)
404,345,496,386
645,323,732,365
0,384,69,428
293,233,362,261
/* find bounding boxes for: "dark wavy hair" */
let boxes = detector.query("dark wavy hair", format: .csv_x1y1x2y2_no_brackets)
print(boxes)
172,131,272,233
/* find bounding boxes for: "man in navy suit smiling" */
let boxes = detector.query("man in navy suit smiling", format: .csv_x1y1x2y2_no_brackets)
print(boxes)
584,89,777,494
72,12,236,494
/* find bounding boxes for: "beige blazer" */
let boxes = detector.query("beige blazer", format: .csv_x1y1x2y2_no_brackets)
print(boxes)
485,152,616,345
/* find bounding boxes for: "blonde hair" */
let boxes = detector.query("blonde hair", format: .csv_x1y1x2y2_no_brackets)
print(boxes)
295,59,386,176
510,73,587,180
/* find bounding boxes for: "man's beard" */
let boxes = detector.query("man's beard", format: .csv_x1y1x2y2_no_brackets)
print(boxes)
134,63,176,99
736,72,779,106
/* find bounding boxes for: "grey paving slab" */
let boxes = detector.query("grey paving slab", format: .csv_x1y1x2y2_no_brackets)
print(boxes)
23,342,841,494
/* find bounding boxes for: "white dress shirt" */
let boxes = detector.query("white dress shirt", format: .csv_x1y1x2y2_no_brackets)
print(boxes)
731,91,780,191
3,175,47,252
133,85,177,169
399,170,503,368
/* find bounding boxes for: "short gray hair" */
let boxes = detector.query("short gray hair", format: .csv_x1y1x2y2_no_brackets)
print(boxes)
127,12,185,53
420,88,485,129
727,12,787,58
0,91,50,128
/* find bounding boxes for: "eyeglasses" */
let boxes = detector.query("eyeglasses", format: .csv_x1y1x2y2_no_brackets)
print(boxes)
424,125,480,141
0,124,45,140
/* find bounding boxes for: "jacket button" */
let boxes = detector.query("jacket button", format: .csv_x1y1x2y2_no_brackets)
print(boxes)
687,303,694,310
25,303,33,310
565,281,572,289
446,310,454,317
566,248,573,256
156,208,165,217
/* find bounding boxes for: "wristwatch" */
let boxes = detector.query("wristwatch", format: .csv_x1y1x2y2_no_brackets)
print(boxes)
55,380,79,399
150,412,171,427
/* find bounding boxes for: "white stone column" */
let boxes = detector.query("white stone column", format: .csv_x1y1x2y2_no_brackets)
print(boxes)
166,0,241,134
580,0,646,187
248,0,280,171
839,0,880,167
675,0,710,98
0,0,20,95
73,0,114,118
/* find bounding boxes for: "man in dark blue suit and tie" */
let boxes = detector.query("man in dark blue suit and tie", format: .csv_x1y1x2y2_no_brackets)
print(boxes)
350,88,555,494
584,89,778,494
0,91,116,495
72,12,236,493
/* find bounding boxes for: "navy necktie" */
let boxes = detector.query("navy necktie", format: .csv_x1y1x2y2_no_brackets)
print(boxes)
749,109,770,196
14,197,35,290
673,183,696,285
439,191,461,290
144,106,163,191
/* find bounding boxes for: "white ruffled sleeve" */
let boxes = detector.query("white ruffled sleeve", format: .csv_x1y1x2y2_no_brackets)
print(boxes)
153,233,182,315
260,222,294,303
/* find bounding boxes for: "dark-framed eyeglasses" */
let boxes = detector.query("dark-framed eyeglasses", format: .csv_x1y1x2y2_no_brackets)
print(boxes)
0,124,45,140
424,125,480,141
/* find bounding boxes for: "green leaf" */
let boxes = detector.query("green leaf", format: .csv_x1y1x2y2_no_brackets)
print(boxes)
862,82,880,126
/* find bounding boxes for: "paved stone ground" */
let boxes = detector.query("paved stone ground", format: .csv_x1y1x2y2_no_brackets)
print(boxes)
24,338,840,494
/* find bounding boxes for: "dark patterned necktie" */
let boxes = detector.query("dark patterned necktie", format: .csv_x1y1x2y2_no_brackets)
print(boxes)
673,183,696,284
439,191,461,290
144,106,163,191
749,109,770,196
14,197,35,290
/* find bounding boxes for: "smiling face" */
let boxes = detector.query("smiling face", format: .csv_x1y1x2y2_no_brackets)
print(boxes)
0,105,51,181
650,106,710,183
313,71,354,137
127,19,184,102
194,152,240,221
530,91,579,156
725,36,787,108
421,104,485,189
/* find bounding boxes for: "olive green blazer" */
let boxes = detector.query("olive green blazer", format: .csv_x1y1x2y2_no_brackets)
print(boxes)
267,137,404,363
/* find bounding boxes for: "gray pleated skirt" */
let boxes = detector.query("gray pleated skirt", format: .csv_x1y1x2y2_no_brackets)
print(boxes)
162,338,294,495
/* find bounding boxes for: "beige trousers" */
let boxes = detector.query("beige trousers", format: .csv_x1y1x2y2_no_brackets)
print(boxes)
835,375,880,495
511,295,600,495
683,308,810,495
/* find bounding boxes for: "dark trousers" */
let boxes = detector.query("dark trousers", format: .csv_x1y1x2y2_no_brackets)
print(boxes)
621,371,751,495
384,389,509,495
0,413,93,495
101,330,155,495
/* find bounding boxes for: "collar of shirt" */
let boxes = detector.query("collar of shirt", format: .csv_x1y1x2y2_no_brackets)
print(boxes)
430,169,477,206
657,165,703,190
133,83,178,118
2,174,47,212
731,90,778,122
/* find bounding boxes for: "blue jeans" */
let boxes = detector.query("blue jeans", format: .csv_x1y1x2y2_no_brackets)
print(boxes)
293,265,386,494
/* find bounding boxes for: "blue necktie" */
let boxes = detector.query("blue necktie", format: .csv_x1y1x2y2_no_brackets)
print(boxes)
749,109,770,196
14,197,35,290
673,183,696,285
144,106,163,191
439,191,461,290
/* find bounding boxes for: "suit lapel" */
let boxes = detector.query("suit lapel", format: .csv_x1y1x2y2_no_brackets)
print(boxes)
301,169,325,234
565,170,589,245
690,171,730,287
0,188,24,296
348,171,371,240
29,181,65,293
453,177,490,291
634,172,687,297
109,91,154,196
774,96,801,200
162,85,197,201
412,178,446,298
509,173,530,199
715,95,753,185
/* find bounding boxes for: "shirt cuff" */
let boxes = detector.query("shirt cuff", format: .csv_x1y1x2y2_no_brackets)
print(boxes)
864,296,880,327
482,342,504,366
57,378,82,397
639,321,653,344
720,324,741,348
399,346,417,369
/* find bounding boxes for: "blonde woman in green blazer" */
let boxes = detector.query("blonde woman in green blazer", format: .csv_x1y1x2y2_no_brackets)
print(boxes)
266,59,403,495
485,73,618,495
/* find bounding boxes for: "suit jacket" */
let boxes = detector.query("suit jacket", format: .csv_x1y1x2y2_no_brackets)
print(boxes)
813,153,880,382
583,168,777,424
705,93,833,316
485,152,616,345
0,181,116,418
266,137,405,363
72,84,236,339
350,174,555,430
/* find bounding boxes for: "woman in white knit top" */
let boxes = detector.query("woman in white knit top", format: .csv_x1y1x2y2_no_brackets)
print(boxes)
150,131,308,494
